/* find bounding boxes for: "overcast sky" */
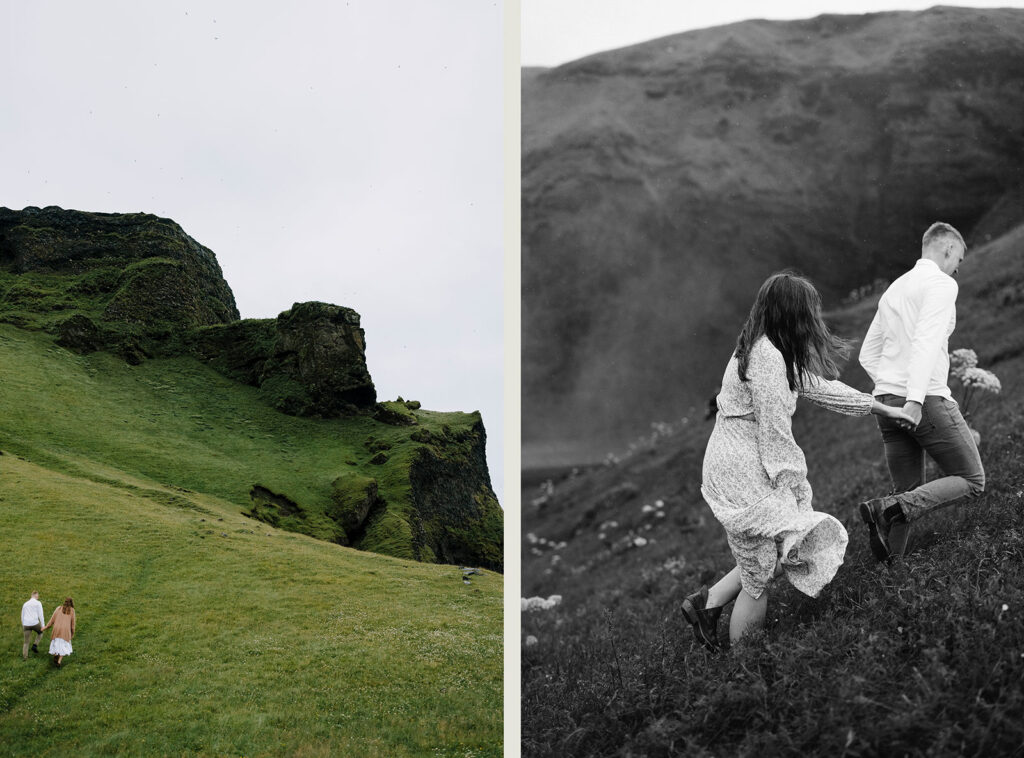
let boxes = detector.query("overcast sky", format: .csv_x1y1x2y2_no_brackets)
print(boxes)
1,1,505,503
522,0,1024,66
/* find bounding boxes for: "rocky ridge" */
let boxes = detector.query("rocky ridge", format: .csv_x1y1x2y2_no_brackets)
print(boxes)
0,205,501,569
522,6,1024,462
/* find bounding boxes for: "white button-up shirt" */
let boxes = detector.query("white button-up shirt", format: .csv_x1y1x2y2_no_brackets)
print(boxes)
859,258,957,404
21,597,45,627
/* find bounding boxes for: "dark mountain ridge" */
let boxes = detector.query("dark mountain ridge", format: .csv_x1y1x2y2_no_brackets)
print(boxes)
522,6,1024,465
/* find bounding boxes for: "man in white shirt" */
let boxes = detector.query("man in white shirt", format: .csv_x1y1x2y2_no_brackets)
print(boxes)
858,222,985,561
21,590,46,659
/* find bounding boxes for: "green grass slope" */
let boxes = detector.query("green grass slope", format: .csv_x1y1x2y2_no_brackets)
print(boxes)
0,324,500,569
521,224,1024,756
1,453,501,756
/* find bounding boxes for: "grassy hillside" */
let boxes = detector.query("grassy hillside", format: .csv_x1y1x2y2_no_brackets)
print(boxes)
0,320,502,755
1,454,501,756
521,224,1024,755
0,324,500,568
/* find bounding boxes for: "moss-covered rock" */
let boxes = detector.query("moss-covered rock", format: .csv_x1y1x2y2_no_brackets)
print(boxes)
374,401,418,426
407,415,503,571
55,314,105,354
0,206,239,327
256,302,376,416
327,473,383,543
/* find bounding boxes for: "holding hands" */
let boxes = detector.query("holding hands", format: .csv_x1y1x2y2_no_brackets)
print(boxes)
871,399,919,431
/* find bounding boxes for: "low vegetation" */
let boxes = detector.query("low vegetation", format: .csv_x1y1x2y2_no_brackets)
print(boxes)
521,230,1024,756
1,455,502,756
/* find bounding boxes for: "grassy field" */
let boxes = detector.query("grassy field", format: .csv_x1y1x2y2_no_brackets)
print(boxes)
0,324,502,755
2,455,502,756
521,227,1024,756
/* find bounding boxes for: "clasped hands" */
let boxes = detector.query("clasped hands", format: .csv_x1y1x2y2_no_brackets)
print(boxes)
871,398,920,431
892,401,921,431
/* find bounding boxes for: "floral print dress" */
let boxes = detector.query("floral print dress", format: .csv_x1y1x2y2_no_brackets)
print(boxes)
701,336,873,599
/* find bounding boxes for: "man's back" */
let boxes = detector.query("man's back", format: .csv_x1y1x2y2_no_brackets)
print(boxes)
859,258,957,403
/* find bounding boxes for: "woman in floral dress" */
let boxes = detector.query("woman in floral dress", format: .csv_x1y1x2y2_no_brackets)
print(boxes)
681,272,916,650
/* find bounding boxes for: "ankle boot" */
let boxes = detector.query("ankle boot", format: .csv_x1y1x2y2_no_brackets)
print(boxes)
682,585,722,651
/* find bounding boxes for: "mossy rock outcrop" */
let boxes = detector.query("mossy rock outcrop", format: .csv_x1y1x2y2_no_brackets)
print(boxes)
328,473,384,544
407,417,503,572
191,302,377,416
0,206,238,327
258,302,376,415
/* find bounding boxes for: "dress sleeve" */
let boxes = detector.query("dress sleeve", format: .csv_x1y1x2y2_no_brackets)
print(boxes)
747,340,807,491
799,374,874,416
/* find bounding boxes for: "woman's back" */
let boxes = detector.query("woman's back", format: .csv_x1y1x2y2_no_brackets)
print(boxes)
50,607,75,640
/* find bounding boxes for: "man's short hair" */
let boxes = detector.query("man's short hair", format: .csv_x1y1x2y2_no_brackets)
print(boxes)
922,222,966,253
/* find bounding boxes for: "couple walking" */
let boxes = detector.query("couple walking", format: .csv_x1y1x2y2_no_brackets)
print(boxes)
682,222,985,651
21,591,77,667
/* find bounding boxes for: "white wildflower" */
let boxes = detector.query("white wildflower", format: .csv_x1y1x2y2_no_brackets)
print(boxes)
656,511,666,519
521,595,562,612
949,348,978,379
961,367,1001,394
526,532,538,545
642,504,655,513
633,536,648,547
525,635,538,647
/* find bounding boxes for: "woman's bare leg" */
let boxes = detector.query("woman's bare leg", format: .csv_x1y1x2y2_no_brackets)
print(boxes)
706,565,742,608
730,588,768,642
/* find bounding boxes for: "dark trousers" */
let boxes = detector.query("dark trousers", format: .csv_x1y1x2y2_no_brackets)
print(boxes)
874,394,985,521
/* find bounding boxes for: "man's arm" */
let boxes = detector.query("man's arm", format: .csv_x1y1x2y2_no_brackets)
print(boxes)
859,311,884,386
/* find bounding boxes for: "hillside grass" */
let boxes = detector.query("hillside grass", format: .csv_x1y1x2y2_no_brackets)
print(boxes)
521,230,1024,756
1,454,502,756
0,324,480,557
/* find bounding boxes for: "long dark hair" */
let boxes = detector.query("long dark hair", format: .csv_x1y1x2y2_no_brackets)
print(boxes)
735,271,851,390
61,597,74,615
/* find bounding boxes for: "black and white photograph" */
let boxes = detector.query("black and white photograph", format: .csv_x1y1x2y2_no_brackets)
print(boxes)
521,1,1024,755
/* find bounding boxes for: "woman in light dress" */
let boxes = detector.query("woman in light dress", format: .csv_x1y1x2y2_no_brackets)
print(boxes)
681,273,916,650
41,596,76,667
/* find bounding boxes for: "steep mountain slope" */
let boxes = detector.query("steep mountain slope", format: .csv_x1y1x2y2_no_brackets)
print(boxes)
0,206,502,570
521,217,1024,755
522,6,1024,463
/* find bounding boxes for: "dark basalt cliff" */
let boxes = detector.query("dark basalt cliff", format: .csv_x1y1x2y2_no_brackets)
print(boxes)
0,206,375,414
0,205,501,569
522,6,1024,461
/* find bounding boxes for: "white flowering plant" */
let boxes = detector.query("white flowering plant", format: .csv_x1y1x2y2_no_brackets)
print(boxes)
949,348,1001,423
